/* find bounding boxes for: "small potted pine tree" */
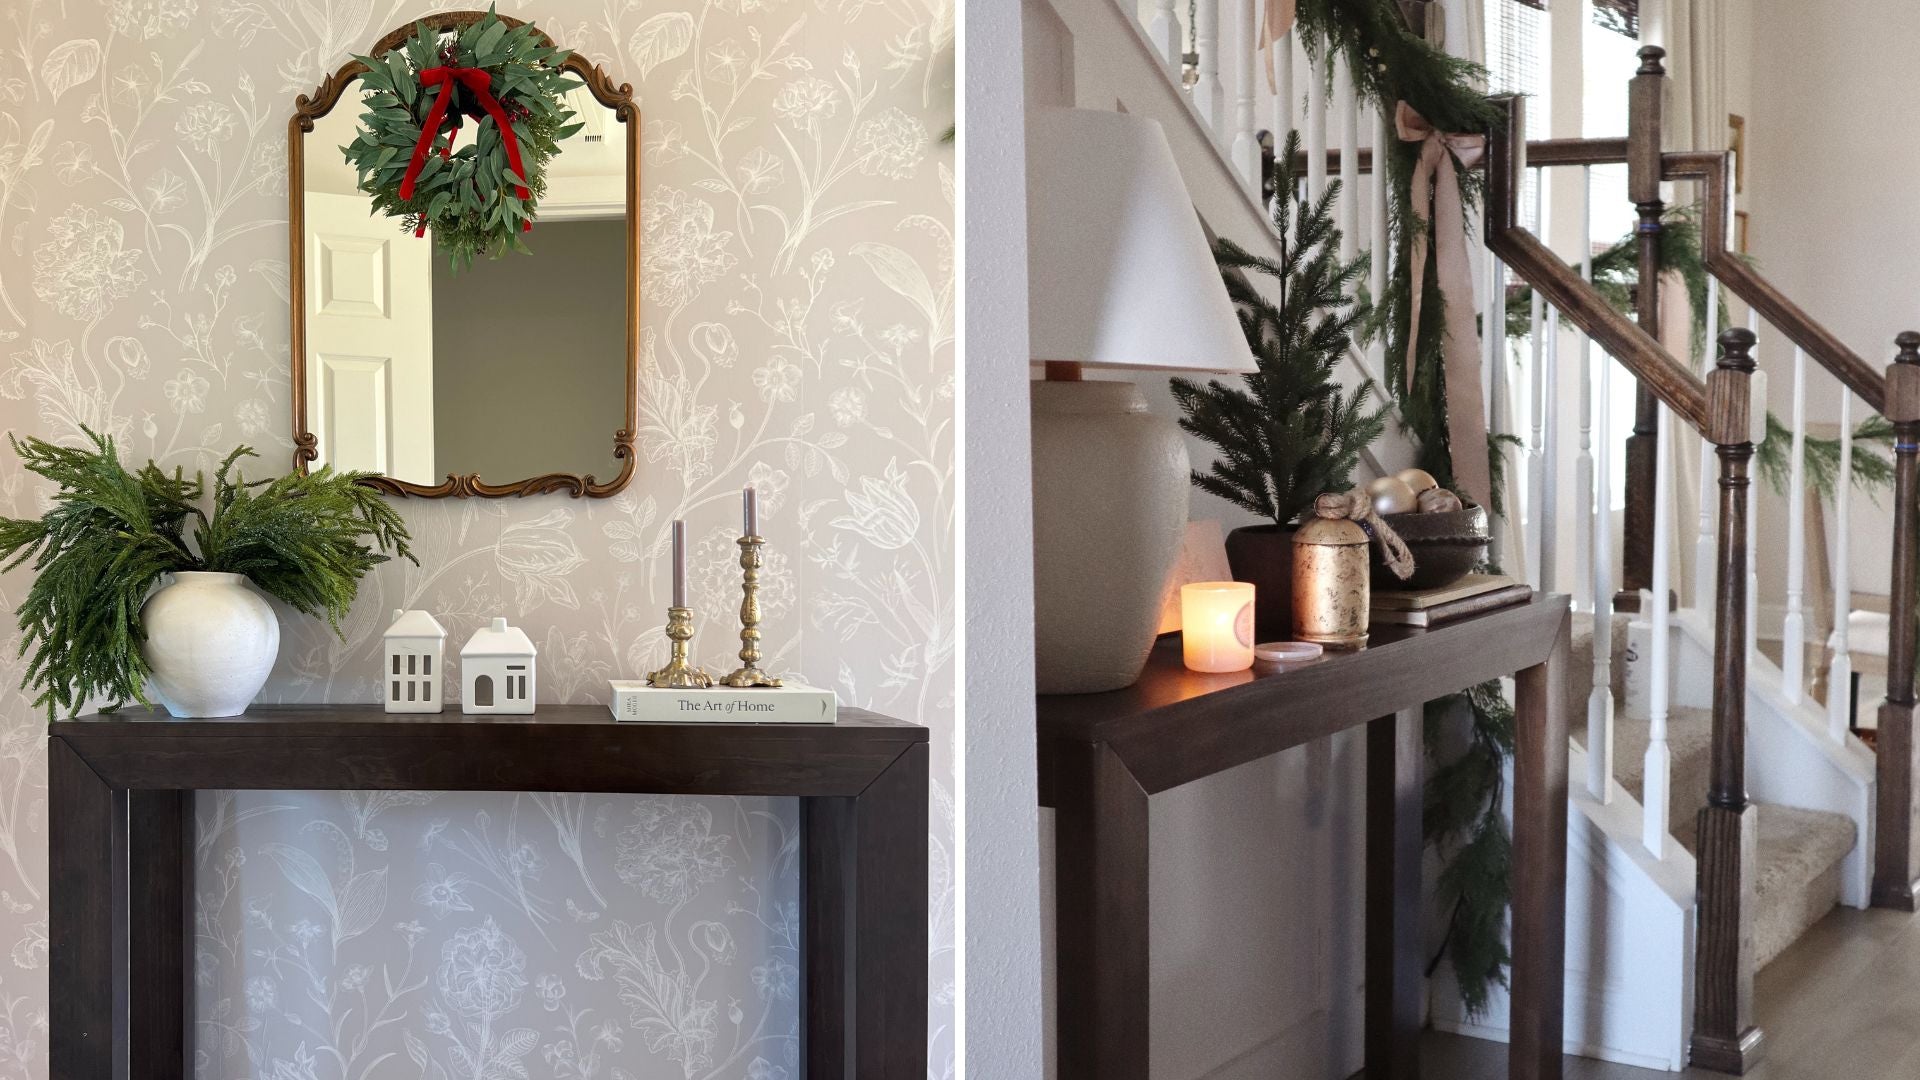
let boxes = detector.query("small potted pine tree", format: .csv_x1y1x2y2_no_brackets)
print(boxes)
0,430,414,718
1171,131,1386,640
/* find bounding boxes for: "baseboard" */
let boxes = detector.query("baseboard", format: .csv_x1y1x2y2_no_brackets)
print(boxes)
1427,1018,1681,1072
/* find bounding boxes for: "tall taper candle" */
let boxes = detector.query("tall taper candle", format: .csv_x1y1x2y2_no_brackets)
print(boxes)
743,485,758,536
671,519,687,607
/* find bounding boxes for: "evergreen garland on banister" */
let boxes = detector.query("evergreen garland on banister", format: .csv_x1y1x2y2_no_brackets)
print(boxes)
1288,0,1512,1015
0,430,415,720
1173,132,1388,527
1506,208,1897,502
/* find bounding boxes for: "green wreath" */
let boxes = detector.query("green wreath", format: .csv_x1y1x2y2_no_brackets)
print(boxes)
342,9,583,271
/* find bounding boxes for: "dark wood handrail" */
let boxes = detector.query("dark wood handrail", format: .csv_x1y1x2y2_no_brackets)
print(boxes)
1287,136,1626,177
1661,150,1887,415
1483,94,1712,434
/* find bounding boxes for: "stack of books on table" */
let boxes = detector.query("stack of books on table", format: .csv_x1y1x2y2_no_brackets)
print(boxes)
1371,574,1531,628
607,680,838,723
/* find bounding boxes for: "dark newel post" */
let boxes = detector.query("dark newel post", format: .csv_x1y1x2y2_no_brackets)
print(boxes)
1620,45,1667,611
1690,328,1765,1073
1873,332,1920,910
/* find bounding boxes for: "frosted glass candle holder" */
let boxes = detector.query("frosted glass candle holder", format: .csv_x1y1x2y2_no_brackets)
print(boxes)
1180,581,1256,673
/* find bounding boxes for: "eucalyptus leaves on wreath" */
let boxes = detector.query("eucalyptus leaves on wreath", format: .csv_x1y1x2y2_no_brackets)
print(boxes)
343,9,584,271
0,430,415,720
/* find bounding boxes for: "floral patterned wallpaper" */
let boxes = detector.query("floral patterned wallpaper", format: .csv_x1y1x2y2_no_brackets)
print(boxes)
0,0,954,1074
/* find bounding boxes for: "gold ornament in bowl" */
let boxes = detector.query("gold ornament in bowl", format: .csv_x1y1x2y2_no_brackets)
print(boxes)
1366,476,1420,516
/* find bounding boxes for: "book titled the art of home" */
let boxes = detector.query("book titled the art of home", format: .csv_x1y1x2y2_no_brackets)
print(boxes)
607,680,838,723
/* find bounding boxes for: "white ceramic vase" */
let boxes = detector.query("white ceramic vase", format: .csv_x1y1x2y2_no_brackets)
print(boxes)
140,571,281,718
1031,379,1191,694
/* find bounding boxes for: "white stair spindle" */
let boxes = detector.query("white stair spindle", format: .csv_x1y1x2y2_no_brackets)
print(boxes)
1746,311,1761,663
1829,390,1855,741
1582,168,1614,803
1486,254,1509,572
1573,182,1595,617
1147,0,1182,72
1230,0,1259,186
1528,174,1548,589
1271,32,1295,150
1369,107,1388,291
1695,274,1720,612
1337,58,1360,266
1644,403,1675,856
1782,345,1809,702
1194,0,1225,133
1305,50,1327,201
1592,345,1615,802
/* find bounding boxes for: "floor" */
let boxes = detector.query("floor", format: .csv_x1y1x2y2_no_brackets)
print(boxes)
1416,905,1920,1078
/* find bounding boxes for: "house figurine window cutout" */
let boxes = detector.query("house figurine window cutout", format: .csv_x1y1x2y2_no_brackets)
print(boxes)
383,609,447,714
461,616,538,715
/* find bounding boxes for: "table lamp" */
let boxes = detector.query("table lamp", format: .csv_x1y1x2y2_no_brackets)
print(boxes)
1027,107,1257,693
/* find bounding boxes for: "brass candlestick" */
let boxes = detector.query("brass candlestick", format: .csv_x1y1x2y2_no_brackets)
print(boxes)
646,606,713,688
722,535,782,687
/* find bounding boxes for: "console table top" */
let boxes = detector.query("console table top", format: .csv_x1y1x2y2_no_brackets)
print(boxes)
1037,592,1569,799
49,702,925,796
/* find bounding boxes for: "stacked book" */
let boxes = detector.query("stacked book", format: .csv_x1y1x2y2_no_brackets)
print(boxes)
1371,574,1531,628
607,680,838,723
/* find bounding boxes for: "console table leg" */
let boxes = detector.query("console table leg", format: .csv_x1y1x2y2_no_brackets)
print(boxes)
803,743,929,1078
1366,708,1422,1080
1510,614,1572,1080
128,790,191,1079
1054,741,1149,1080
49,737,123,1080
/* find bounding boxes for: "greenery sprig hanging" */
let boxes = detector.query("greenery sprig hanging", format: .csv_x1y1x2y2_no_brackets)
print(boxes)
0,430,414,719
1505,209,1896,501
1287,0,1512,1016
343,7,582,271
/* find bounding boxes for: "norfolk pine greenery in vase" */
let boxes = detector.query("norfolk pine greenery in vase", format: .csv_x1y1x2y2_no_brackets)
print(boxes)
1171,132,1386,640
0,430,414,718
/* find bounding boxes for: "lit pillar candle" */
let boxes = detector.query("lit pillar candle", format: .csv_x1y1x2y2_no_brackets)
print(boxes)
671,519,687,608
1180,581,1256,673
743,485,758,537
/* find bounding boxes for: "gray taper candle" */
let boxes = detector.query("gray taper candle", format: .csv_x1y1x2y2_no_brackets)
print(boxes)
671,519,687,607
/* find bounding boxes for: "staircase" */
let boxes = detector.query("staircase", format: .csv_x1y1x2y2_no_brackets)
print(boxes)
1570,613,1858,972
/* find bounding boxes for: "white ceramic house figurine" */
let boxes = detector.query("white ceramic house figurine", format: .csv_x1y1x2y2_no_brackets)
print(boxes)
383,609,447,714
461,617,537,714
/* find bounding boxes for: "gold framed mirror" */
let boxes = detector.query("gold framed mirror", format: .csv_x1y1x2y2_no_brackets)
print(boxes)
289,11,639,497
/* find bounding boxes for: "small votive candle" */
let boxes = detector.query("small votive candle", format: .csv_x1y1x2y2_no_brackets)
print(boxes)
1180,581,1256,673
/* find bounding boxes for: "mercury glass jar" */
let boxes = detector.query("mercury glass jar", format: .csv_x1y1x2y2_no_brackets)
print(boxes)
1291,514,1371,648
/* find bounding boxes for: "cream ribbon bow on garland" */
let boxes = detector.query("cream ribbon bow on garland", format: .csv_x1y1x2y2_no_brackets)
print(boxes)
1396,101,1492,512
1257,0,1296,91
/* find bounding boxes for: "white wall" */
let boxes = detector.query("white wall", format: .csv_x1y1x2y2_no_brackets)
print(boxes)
964,0,1050,1072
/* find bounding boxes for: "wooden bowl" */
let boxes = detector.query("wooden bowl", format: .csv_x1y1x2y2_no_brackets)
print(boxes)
1370,503,1490,590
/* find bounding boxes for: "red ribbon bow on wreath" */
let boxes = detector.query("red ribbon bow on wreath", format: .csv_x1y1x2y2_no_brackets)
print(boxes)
397,66,532,237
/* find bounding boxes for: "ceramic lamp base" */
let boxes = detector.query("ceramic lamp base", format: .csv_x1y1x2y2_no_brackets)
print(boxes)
1031,378,1190,694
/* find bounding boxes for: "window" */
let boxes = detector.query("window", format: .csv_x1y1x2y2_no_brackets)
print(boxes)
424,682,432,702
391,680,400,701
408,654,417,675
1593,0,1637,39
423,654,431,676
407,682,416,701
392,654,400,675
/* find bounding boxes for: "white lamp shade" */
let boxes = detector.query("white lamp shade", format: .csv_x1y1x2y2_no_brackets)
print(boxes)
1026,107,1256,373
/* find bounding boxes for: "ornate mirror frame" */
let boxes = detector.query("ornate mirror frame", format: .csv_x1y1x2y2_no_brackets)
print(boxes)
288,11,640,498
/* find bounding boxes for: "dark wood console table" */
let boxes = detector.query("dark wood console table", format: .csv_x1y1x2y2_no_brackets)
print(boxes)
1040,593,1572,1080
49,705,928,1080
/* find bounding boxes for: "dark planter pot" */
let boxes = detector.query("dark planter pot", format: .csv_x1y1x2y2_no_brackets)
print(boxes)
1371,503,1491,590
1225,524,1297,642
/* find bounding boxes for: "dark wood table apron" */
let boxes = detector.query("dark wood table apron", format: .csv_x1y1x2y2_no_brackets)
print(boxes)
48,705,929,1080
1039,594,1573,1080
